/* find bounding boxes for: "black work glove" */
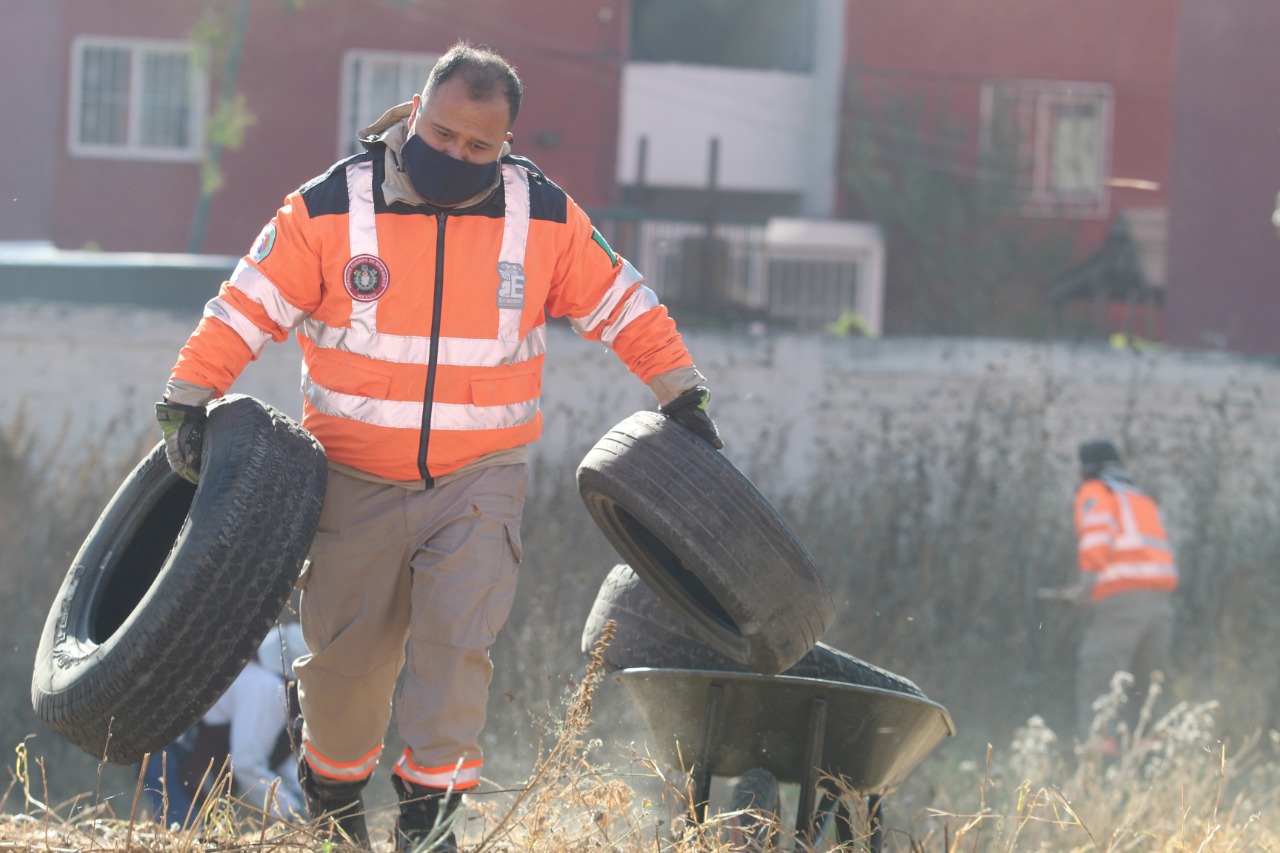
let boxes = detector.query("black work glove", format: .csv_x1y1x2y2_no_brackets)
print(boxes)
660,386,724,450
155,401,207,484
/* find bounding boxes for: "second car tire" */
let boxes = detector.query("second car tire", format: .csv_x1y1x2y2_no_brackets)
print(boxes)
582,564,924,697
577,411,834,674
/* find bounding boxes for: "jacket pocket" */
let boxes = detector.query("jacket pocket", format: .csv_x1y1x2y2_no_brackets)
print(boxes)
307,347,393,399
470,367,540,406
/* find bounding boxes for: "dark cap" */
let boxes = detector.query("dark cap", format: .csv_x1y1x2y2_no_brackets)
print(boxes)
1079,439,1121,474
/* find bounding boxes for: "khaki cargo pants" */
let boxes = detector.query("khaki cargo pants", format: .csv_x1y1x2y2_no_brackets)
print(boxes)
293,463,526,784
1076,588,1174,741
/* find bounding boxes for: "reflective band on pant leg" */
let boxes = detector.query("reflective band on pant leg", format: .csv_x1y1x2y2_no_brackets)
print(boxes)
394,749,483,789
303,740,383,783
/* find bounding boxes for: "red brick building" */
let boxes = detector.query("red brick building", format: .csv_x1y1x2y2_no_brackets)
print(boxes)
4,0,626,256
3,1,1275,353
838,0,1177,336
1164,0,1280,354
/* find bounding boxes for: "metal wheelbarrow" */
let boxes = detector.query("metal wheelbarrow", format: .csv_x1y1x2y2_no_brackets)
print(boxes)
615,668,955,851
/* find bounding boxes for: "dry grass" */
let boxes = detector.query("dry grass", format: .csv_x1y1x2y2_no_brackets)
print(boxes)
2,659,1279,851
881,676,1280,851
0,625,802,852
6,339,1280,850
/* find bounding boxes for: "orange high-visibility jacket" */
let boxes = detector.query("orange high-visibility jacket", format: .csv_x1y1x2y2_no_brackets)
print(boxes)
169,150,694,482
1074,477,1178,602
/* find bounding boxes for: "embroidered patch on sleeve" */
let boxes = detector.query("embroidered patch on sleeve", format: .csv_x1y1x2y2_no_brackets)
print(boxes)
249,223,277,263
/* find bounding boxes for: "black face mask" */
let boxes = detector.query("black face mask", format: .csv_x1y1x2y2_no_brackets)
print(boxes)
400,133,499,207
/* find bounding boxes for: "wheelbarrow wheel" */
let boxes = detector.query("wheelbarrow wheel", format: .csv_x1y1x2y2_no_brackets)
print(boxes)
809,790,885,853
583,564,926,697
723,768,782,852
577,411,834,674
31,394,326,764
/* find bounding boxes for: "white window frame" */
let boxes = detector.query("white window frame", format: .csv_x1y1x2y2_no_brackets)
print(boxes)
980,80,1113,219
68,35,207,162
338,49,439,157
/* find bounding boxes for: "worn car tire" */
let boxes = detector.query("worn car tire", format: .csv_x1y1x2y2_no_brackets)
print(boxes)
577,411,834,674
31,394,327,764
582,564,924,697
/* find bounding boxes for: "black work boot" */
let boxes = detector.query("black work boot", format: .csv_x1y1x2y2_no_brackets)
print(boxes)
298,759,371,849
392,774,464,852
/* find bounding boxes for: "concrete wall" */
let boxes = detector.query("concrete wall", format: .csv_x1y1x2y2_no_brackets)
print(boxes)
0,249,235,314
6,300,1279,501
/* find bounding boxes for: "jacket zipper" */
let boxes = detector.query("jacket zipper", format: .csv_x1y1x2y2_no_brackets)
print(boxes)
418,210,448,485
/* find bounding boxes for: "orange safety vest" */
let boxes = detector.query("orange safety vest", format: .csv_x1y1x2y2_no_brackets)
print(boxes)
170,150,693,482
1074,477,1178,602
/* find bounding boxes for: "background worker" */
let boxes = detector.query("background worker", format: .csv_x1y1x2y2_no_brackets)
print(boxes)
1040,440,1179,755
154,39,720,852
143,623,308,825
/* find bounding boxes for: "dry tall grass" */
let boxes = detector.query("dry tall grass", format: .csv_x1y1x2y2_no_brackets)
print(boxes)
2,647,1279,850
4,341,1280,849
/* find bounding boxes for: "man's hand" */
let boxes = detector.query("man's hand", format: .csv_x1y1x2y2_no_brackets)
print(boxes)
155,401,208,484
660,386,724,450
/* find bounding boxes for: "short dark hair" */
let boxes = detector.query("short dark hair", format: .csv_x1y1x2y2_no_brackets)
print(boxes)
1079,439,1121,477
423,40,523,126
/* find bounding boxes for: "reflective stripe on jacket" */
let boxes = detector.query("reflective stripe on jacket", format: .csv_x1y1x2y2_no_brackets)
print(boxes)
1074,477,1178,601
169,149,693,482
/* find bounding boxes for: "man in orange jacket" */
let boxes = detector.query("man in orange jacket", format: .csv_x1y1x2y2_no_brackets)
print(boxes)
155,41,720,852
1043,440,1177,756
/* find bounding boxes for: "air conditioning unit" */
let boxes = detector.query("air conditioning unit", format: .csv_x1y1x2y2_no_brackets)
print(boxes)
763,219,884,335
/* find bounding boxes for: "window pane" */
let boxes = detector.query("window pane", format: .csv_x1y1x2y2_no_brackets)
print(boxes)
345,59,364,153
984,80,1109,215
987,89,1037,191
140,49,193,148
344,53,437,155
80,45,130,145
402,59,435,100
360,56,433,126
631,0,815,72
364,59,405,126
1050,103,1099,194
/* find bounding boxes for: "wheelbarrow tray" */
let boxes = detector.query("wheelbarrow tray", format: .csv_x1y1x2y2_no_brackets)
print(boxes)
615,668,955,791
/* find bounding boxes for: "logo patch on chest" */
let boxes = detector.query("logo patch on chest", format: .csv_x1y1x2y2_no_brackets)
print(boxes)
497,261,525,309
344,255,390,302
